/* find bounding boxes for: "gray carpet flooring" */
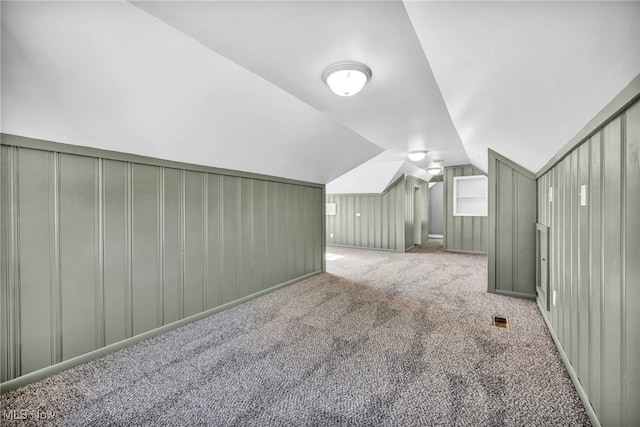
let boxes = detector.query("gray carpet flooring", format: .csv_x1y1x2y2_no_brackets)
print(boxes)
1,244,590,426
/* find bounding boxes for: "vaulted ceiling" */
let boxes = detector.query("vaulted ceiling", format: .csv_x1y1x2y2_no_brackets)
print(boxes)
2,1,638,192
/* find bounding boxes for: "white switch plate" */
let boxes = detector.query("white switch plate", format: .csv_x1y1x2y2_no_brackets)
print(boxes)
580,185,587,206
549,187,553,202
552,290,557,306
330,233,334,238
356,212,361,217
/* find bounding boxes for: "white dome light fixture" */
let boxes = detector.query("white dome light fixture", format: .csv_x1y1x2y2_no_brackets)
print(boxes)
408,150,427,162
427,159,444,175
323,61,372,97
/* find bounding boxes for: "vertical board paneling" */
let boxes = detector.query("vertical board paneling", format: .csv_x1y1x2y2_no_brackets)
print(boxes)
570,150,579,364
252,180,266,293
222,176,239,304
381,192,389,249
184,171,205,317
444,165,488,253
287,185,297,282
314,187,324,272
562,156,571,351
496,162,514,291
553,161,561,337
514,171,536,296
265,182,278,289
0,146,13,382
325,176,426,252
589,134,603,414
536,100,640,426
1,136,325,387
103,160,127,346
276,183,288,284
557,158,566,345
577,142,590,392
17,149,53,374
295,186,305,278
163,168,181,324
624,101,640,426
131,163,160,335
206,174,221,309
602,117,622,425
59,154,97,360
489,151,537,299
239,178,253,298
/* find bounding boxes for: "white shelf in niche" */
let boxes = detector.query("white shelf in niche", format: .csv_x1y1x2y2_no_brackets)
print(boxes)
453,175,487,216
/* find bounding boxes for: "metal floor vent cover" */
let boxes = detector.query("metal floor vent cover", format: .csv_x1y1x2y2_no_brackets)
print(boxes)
492,315,510,329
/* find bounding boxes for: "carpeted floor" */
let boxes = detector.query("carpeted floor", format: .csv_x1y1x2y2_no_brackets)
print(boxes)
1,244,589,426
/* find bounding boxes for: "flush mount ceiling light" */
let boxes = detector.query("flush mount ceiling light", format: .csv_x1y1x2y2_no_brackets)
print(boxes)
408,150,427,162
427,159,444,175
322,61,372,97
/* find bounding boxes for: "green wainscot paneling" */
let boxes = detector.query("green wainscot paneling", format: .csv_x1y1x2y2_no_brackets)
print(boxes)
443,165,488,254
536,98,640,427
487,150,537,299
326,174,429,252
0,133,325,391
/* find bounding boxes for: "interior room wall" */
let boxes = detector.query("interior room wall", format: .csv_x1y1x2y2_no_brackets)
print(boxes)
443,165,488,254
535,94,639,426
0,134,325,389
326,175,428,252
487,150,537,299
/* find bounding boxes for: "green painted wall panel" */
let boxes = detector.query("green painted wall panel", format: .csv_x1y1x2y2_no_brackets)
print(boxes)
514,171,536,296
252,180,267,293
163,167,182,324
102,160,128,346
444,165,488,254
222,176,240,304
59,154,98,360
496,163,514,292
1,145,16,382
184,171,205,317
624,101,640,426
562,156,571,351
206,174,222,308
131,163,161,335
239,178,253,298
295,186,306,278
536,99,640,426
1,136,324,387
325,176,426,252
264,182,278,289
17,148,54,375
569,150,579,364
588,134,603,414
602,117,622,425
576,142,590,393
488,151,536,298
275,183,288,284
287,185,298,282
313,187,324,272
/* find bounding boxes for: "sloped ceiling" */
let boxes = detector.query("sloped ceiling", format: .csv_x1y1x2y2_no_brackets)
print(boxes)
405,0,640,174
2,1,638,190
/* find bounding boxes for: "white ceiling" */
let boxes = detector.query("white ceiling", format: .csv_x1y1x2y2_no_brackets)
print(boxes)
2,1,638,191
